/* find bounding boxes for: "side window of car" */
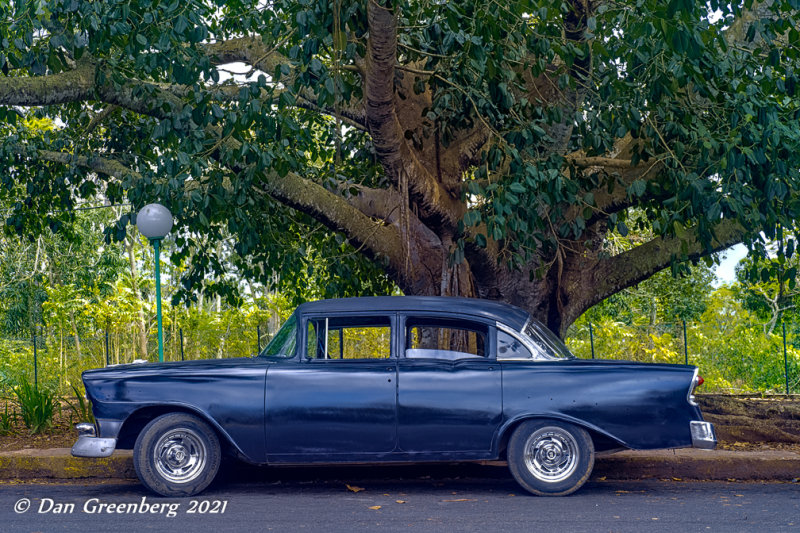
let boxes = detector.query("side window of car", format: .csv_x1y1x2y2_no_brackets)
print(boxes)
306,316,392,360
405,317,487,360
497,329,533,359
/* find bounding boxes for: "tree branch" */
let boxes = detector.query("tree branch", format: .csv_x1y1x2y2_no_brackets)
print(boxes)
202,36,291,78
201,36,368,128
20,143,410,282
252,171,405,272
0,60,95,106
589,160,664,219
589,220,746,309
14,146,141,183
0,48,426,289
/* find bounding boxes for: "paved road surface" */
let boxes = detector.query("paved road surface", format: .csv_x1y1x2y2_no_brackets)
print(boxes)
1,471,797,532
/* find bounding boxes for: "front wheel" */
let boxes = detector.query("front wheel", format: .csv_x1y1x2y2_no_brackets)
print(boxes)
133,413,221,497
507,420,594,496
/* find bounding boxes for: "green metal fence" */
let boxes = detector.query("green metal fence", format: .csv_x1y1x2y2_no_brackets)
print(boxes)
565,319,799,394
0,324,274,394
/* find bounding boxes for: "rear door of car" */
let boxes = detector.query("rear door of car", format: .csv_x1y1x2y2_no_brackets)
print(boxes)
264,312,398,461
396,314,502,456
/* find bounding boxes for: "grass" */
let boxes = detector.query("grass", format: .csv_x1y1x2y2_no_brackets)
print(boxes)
0,402,15,435
67,383,94,423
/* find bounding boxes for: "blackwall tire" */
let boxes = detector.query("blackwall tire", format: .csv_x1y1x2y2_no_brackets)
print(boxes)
133,413,221,497
507,420,594,496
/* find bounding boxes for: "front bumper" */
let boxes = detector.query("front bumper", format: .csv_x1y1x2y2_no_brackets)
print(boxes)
690,421,717,449
71,422,117,458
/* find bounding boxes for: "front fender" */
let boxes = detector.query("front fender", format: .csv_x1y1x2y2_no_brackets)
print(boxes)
82,358,268,462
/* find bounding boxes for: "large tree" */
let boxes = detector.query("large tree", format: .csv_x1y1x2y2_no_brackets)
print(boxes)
0,0,799,335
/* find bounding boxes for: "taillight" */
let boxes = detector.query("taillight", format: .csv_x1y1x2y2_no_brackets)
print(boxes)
696,375,704,388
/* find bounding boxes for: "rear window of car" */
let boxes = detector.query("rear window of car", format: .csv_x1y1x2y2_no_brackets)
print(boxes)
523,320,575,360
405,317,487,360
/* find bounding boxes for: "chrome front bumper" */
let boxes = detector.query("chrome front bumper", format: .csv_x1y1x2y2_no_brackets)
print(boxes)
690,421,717,450
71,422,117,458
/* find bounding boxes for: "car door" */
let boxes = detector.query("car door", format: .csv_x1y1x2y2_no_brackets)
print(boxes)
397,315,502,456
264,313,397,461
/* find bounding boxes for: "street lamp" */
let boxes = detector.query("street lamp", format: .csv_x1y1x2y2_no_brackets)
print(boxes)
136,203,173,362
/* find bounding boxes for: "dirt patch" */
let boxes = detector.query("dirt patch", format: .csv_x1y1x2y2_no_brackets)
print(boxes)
0,400,84,452
696,394,800,451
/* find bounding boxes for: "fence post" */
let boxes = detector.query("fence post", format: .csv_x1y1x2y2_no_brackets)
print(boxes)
32,332,38,389
783,322,790,395
105,329,110,367
683,319,688,365
179,328,185,361
588,322,595,359
257,325,261,353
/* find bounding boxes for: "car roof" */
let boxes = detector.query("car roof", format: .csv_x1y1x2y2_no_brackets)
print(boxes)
295,296,531,331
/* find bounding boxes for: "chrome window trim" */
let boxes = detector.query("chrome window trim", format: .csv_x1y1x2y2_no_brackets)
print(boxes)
522,318,576,360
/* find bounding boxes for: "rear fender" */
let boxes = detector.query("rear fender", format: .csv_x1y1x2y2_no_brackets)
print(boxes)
494,414,626,456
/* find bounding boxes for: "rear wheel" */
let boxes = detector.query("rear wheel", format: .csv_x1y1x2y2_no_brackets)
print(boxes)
133,413,221,497
507,420,594,496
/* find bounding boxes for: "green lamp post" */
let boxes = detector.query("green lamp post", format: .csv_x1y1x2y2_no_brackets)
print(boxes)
136,203,173,362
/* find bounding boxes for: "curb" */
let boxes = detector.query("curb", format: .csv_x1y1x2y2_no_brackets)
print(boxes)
593,449,800,481
0,449,136,480
1,448,799,483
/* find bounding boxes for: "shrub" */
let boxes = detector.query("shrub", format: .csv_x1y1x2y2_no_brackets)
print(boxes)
13,379,55,434
0,402,15,435
67,383,94,423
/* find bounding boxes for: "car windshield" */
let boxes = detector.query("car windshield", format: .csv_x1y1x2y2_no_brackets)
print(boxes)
259,313,297,358
523,320,575,360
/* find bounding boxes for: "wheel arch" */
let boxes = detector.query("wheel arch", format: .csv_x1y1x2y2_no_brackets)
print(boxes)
495,415,627,459
116,404,247,460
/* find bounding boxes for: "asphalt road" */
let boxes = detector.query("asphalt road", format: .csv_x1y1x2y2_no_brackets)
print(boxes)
1,470,798,533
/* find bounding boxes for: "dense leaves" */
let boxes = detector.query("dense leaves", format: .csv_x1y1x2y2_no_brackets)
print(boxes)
0,1,799,331
567,277,800,393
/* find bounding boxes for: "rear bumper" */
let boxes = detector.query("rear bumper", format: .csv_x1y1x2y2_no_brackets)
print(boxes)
690,421,717,449
71,422,117,458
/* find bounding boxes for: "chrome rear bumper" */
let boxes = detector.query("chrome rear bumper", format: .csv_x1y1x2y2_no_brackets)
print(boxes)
71,422,117,458
690,421,717,449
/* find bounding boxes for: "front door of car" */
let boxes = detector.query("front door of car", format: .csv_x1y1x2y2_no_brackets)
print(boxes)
264,314,397,460
397,316,502,455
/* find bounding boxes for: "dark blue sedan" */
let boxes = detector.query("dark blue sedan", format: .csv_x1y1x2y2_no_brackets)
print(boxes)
72,296,716,497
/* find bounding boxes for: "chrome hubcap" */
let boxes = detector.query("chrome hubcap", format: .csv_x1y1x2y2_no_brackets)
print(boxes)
523,427,579,483
153,427,207,484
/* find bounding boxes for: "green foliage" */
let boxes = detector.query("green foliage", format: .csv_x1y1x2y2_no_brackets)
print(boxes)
568,287,800,393
67,383,94,424
0,402,16,435
586,261,716,326
0,338,34,388
0,203,128,338
0,0,798,305
13,379,55,435
2,0,800,392
735,251,800,333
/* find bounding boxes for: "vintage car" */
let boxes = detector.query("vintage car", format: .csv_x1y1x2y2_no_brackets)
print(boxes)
72,296,715,497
